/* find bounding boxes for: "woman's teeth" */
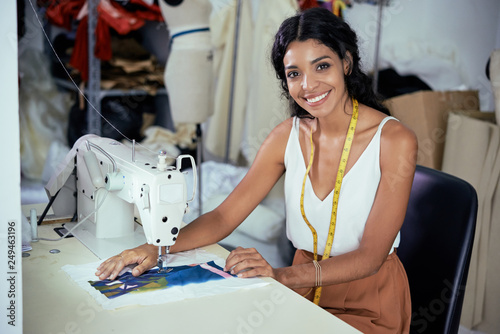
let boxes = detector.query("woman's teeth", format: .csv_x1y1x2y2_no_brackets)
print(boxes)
307,92,329,103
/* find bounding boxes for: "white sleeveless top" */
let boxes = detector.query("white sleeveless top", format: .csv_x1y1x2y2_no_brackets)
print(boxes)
284,116,400,256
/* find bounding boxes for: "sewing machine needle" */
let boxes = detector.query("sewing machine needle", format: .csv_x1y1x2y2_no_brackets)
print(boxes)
158,246,165,272
158,246,172,274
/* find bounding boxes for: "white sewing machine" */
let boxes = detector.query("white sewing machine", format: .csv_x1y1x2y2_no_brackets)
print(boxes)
60,136,196,267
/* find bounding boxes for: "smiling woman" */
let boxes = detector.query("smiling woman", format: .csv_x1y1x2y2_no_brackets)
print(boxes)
95,8,417,334
266,9,416,333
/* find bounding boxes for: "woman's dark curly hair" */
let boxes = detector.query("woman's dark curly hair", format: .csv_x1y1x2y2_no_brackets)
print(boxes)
271,7,389,118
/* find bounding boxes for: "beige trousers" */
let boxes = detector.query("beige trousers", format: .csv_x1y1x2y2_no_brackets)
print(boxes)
292,249,411,334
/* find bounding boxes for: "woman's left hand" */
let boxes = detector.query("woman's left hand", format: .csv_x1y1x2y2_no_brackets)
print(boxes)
224,247,276,279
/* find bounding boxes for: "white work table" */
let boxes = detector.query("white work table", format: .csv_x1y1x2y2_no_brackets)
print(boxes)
23,224,360,334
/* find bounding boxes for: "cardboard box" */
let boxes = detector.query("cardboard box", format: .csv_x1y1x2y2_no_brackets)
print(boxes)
385,90,480,170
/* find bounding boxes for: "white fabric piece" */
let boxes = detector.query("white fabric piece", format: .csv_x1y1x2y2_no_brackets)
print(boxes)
62,248,268,310
203,193,285,243
19,48,73,180
379,41,464,91
183,160,249,222
21,213,32,252
284,116,400,256
183,160,285,219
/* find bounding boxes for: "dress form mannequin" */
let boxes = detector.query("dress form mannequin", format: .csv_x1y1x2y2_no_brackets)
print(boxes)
159,0,214,124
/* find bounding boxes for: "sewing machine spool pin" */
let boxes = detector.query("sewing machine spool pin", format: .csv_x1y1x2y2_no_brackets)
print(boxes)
132,139,136,162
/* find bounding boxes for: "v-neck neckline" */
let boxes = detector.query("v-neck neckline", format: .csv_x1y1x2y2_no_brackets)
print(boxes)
299,118,383,202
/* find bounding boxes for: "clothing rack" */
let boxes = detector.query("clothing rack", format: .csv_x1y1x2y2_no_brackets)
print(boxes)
85,0,167,135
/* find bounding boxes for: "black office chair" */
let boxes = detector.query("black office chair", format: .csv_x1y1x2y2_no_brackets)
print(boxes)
398,165,478,334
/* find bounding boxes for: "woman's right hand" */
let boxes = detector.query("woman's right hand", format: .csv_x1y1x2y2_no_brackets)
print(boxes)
95,243,158,280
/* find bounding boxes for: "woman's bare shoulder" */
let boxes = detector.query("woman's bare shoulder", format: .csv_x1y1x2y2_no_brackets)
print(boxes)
265,117,295,144
274,117,295,133
381,117,417,151
379,116,418,173
360,104,416,149
357,104,417,163
254,117,295,162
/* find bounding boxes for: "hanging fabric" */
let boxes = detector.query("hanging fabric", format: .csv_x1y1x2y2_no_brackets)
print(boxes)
240,0,298,164
204,0,253,162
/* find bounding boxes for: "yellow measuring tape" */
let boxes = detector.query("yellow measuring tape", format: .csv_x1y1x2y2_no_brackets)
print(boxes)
300,98,359,305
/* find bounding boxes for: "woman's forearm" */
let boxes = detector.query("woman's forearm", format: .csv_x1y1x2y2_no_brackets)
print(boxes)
169,209,234,254
275,248,385,289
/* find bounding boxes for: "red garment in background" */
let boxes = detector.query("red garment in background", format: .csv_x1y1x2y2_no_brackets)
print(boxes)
298,0,320,11
94,16,112,62
98,0,145,35
44,0,163,80
69,15,89,80
45,0,85,30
